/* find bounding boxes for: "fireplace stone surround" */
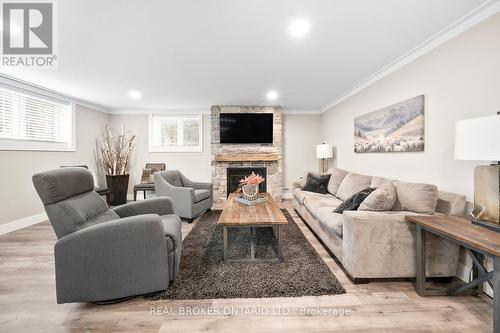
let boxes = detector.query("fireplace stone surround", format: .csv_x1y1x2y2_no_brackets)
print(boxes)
211,105,283,208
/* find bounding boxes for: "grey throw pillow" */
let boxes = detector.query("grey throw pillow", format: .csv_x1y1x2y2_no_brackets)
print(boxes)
359,182,397,211
335,172,372,201
327,168,348,195
333,187,375,213
302,173,331,194
392,181,438,214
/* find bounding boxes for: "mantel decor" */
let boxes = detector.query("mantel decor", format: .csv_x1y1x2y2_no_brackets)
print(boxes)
99,125,136,205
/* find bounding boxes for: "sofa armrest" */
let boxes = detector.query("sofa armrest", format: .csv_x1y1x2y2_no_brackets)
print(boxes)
54,214,169,303
113,197,174,217
154,173,194,203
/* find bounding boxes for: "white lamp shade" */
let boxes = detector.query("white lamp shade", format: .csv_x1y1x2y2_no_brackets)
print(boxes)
316,143,333,159
455,115,500,161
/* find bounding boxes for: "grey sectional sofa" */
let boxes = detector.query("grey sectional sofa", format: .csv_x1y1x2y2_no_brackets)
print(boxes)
293,168,466,282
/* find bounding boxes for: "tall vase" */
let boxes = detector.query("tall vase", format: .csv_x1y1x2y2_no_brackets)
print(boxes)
106,174,130,206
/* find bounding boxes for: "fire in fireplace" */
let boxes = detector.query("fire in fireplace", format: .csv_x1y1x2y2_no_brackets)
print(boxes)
227,167,267,197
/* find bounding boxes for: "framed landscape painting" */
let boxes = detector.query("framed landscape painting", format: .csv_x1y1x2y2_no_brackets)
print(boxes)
354,95,425,153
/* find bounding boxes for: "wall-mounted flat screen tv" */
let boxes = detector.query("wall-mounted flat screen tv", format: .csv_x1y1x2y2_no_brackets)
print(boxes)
219,113,273,144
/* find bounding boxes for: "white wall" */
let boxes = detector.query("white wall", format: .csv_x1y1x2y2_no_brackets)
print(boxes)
320,13,500,202
283,114,321,190
0,105,109,225
108,113,213,194
109,112,321,195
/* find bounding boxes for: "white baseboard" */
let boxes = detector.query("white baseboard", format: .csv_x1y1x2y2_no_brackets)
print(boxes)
282,191,293,199
0,213,48,236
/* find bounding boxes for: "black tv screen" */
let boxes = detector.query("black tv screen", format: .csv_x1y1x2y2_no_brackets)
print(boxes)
220,113,273,144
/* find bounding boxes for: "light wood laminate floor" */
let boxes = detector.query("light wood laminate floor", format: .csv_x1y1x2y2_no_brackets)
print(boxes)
0,201,494,332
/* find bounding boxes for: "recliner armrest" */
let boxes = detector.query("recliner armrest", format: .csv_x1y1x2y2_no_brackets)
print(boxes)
113,197,174,217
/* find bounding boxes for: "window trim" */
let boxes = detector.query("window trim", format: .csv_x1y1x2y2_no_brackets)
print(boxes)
148,114,203,153
0,85,76,152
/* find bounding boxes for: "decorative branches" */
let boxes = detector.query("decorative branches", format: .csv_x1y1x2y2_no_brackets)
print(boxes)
99,125,136,176
239,172,265,186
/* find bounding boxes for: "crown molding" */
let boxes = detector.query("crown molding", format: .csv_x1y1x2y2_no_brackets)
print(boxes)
283,109,321,115
320,0,500,113
0,73,111,113
109,108,211,115
109,108,321,115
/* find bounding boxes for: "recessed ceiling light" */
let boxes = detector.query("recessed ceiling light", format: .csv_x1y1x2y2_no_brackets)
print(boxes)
288,18,310,38
128,90,142,99
266,90,278,101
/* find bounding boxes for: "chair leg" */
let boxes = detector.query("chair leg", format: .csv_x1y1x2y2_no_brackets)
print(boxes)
144,190,147,199
133,190,137,201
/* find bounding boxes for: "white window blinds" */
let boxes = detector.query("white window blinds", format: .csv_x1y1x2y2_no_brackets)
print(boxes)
0,86,74,151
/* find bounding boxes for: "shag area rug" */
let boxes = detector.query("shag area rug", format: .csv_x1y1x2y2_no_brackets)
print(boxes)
145,209,345,300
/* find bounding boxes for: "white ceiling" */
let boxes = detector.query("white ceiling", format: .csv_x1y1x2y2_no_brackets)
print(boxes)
0,0,492,112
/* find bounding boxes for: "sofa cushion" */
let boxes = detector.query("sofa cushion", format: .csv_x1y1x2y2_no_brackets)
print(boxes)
327,168,348,195
194,189,211,203
336,172,372,201
294,188,327,205
359,182,397,211
317,209,344,238
304,195,342,218
334,188,374,213
302,173,331,194
370,176,392,188
392,181,438,214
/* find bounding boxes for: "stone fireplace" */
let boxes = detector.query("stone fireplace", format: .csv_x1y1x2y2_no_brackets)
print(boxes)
226,167,267,197
211,105,283,208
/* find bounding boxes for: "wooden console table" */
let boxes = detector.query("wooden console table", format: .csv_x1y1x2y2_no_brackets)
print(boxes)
406,215,500,333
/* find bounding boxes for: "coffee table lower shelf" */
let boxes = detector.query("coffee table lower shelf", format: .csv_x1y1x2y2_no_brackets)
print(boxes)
223,225,283,263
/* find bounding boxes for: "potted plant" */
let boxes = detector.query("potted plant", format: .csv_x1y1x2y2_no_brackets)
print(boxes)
99,125,135,205
239,172,265,201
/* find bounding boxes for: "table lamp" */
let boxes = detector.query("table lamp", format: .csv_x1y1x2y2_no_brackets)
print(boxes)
455,114,500,232
316,143,333,173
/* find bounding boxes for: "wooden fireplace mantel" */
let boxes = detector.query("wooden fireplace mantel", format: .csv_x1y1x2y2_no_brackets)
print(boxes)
215,153,280,162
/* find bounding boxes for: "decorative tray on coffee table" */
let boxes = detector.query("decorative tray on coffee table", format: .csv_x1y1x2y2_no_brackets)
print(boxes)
234,194,268,206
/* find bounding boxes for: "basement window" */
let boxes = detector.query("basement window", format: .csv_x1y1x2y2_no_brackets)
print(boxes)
0,86,75,151
149,114,203,152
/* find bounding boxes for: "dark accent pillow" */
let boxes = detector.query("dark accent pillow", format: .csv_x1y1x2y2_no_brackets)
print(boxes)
302,173,331,194
334,187,375,213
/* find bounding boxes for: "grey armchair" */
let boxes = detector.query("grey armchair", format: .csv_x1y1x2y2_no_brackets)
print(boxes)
154,170,213,221
32,167,182,304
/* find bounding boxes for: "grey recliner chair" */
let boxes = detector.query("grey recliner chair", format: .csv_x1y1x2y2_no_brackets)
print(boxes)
154,170,213,221
32,167,182,304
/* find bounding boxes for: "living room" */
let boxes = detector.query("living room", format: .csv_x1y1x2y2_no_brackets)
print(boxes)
1,1,500,332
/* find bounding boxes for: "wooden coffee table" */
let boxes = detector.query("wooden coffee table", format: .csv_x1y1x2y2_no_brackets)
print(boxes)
218,193,288,262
